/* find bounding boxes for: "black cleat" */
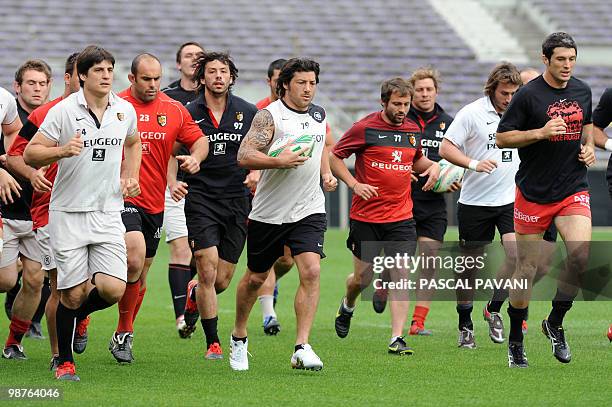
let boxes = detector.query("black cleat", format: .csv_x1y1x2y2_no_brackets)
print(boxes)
263,316,281,336
541,319,571,363
49,355,60,371
508,342,528,368
180,280,199,338
73,316,90,354
109,332,134,363
458,327,476,349
388,336,414,355
2,344,27,360
26,321,45,340
334,298,353,338
372,288,387,314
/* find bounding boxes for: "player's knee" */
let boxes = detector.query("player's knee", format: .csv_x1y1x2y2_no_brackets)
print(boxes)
514,261,538,282
126,256,145,276
100,285,126,304
170,242,192,264
274,255,294,274
61,288,87,309
299,263,320,285
22,268,44,293
247,272,267,290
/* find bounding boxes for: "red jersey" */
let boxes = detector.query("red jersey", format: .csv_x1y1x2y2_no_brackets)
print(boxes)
333,112,422,223
119,89,203,214
8,96,63,229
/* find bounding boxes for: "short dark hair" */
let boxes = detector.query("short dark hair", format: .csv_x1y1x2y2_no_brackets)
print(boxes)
484,62,522,96
76,45,115,87
193,51,238,91
276,58,320,98
64,53,79,75
130,53,161,75
176,41,204,63
542,32,577,60
267,59,287,79
14,59,52,84
381,77,413,104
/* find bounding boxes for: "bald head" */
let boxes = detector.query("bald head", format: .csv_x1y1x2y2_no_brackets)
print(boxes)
520,68,540,84
131,53,161,75
129,53,162,103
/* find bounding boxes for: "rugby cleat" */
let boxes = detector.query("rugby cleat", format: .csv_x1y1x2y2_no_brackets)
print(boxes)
176,315,190,339
372,288,388,314
109,332,134,363
388,336,414,355
291,344,323,371
180,280,199,338
507,343,528,368
73,316,90,354
409,321,432,336
55,361,80,381
458,327,476,349
541,319,571,363
205,342,223,360
2,344,27,360
25,321,45,340
263,315,281,336
334,298,353,338
483,306,505,343
229,336,249,371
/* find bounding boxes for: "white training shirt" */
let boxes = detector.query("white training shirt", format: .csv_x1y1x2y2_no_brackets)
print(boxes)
0,86,18,125
39,89,138,212
249,99,327,224
443,96,519,206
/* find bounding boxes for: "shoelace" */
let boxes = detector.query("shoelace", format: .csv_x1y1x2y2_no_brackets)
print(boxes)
232,342,252,360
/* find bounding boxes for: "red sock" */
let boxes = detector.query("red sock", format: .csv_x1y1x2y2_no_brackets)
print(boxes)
132,286,147,323
412,305,430,327
6,316,31,347
116,281,140,333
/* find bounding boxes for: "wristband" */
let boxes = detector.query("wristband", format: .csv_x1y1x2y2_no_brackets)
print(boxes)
468,160,478,171
605,139,612,152
351,182,358,190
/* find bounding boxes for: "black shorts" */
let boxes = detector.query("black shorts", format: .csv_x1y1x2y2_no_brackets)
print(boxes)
347,218,417,263
543,223,558,243
185,195,249,264
412,198,448,242
457,202,514,248
121,203,164,258
247,213,326,273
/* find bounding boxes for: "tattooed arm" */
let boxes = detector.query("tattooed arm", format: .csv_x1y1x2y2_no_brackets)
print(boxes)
237,109,309,170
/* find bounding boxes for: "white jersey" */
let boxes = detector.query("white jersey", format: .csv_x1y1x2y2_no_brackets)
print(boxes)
249,99,327,224
0,87,18,125
39,89,138,212
444,96,519,206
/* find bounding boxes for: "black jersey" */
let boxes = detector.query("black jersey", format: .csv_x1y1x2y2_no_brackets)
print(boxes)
497,76,592,203
0,99,33,220
593,88,612,199
185,92,257,199
408,103,453,201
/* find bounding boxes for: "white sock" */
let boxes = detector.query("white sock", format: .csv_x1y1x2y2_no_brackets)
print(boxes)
258,295,276,321
343,297,355,312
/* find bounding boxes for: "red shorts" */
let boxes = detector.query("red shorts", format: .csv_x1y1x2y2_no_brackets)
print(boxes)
513,188,591,234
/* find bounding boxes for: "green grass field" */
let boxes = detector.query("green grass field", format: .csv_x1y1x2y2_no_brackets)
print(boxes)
1,228,610,406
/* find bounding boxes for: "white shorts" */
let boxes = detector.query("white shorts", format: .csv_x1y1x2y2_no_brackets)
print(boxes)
0,219,41,268
35,225,56,271
163,186,188,243
49,211,127,290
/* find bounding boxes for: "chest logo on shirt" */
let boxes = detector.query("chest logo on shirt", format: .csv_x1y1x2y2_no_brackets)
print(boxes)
214,143,226,155
236,112,243,121
157,114,167,127
392,150,403,162
547,100,583,142
142,142,150,155
439,122,445,130
409,135,416,147
117,112,125,121
92,148,106,161
502,150,512,162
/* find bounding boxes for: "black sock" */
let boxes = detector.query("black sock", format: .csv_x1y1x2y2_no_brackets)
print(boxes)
231,334,247,343
294,344,304,352
76,288,113,320
507,304,528,344
56,302,77,364
548,290,574,328
487,288,509,313
456,303,473,330
201,317,219,347
168,264,191,318
32,277,51,323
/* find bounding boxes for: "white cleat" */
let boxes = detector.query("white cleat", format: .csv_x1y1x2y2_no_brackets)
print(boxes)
291,344,323,371
229,336,249,371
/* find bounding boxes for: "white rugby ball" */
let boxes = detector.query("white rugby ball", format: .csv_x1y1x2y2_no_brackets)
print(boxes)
433,159,465,193
267,134,315,158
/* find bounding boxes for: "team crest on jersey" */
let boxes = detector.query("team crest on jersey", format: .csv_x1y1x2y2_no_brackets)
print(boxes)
157,114,167,127
117,112,125,121
409,134,416,147
236,112,243,122
439,122,446,130
392,150,403,163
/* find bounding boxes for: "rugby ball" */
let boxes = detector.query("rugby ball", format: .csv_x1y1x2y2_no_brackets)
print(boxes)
267,134,315,158
432,159,465,193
